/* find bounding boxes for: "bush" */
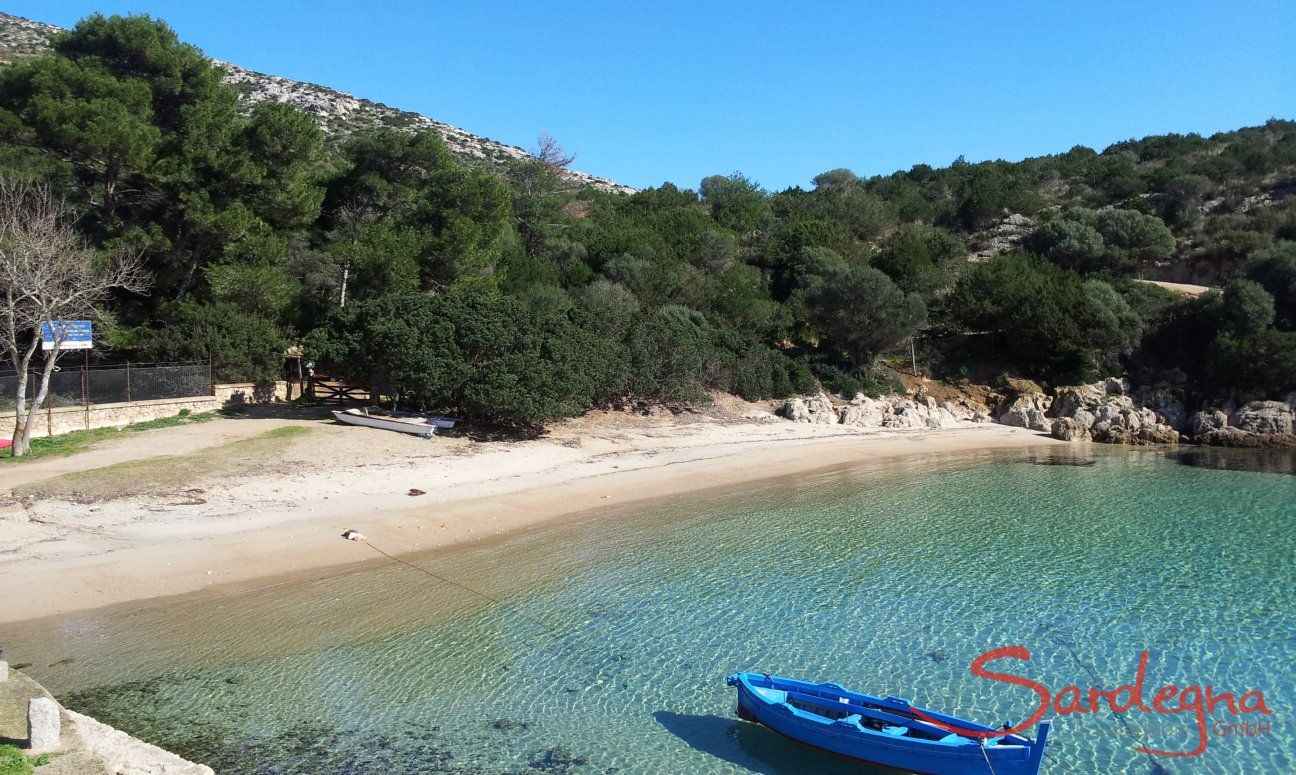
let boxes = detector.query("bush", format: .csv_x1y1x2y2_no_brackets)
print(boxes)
1206,329,1296,397
1246,241,1296,329
945,252,1141,380
309,287,618,427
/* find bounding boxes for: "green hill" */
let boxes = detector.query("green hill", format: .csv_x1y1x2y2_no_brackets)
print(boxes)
0,12,1293,428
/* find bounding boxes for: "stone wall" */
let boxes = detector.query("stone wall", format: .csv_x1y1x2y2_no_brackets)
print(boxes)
0,381,300,441
213,380,295,405
0,395,221,440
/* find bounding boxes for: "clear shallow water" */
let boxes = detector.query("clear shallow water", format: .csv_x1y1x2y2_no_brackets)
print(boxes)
26,449,1296,773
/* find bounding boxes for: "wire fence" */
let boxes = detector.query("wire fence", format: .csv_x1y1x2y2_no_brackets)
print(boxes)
0,362,211,411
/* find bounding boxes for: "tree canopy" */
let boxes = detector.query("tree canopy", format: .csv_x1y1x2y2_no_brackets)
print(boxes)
3,13,1296,425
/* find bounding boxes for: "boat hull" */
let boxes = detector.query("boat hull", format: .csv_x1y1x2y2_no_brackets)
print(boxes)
332,410,436,437
382,407,457,429
728,673,1050,775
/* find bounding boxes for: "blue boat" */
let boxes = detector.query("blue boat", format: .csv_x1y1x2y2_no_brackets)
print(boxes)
726,673,1051,775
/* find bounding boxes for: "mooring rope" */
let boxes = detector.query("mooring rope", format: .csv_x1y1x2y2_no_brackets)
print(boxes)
980,740,999,775
361,540,505,606
1044,624,1167,772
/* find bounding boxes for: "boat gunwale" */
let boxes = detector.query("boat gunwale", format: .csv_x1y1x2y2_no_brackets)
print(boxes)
729,672,1038,758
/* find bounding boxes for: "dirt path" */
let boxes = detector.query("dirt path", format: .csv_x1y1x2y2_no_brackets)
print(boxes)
1137,279,1213,297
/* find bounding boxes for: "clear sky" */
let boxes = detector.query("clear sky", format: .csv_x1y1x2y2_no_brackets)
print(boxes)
7,1,1296,191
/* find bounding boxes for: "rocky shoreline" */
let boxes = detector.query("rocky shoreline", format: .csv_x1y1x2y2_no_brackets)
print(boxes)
778,378,1296,449
778,392,992,429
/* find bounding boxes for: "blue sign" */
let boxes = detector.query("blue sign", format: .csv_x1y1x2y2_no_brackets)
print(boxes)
40,320,93,351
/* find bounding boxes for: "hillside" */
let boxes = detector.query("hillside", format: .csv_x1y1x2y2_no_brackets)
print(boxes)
0,11,1293,450
0,11,633,194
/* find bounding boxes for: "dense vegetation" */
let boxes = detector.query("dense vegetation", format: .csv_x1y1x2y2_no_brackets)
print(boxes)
2,14,1294,426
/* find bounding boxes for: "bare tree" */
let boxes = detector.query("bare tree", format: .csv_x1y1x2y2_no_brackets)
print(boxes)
0,177,148,456
535,132,576,176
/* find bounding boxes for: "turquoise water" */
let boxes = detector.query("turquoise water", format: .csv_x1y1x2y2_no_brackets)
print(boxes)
29,449,1296,773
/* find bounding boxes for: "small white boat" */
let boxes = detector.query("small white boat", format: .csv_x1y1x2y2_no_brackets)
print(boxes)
383,407,458,429
332,407,437,437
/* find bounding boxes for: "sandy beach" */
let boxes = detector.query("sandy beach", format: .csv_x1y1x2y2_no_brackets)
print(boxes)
0,398,1062,625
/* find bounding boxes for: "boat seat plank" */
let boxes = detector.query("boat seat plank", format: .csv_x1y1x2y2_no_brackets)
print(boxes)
783,690,962,742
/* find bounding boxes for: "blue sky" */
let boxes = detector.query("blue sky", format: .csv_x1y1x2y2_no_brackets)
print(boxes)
7,1,1295,191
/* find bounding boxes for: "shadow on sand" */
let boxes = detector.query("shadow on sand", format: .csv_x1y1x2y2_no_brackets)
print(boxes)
653,711,894,774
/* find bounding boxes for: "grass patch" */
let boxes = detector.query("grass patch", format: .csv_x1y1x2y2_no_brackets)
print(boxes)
0,744,35,775
1,410,227,465
15,425,312,501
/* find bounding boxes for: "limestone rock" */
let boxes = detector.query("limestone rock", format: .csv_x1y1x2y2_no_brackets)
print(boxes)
1071,408,1096,434
998,393,1052,432
1051,417,1089,441
778,394,839,424
28,696,60,751
838,396,889,427
883,400,932,429
1189,409,1228,437
1229,401,1295,436
1197,427,1273,447
1053,377,1129,417
1135,389,1189,432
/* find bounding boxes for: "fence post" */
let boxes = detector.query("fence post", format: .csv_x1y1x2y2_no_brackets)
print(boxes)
125,362,131,403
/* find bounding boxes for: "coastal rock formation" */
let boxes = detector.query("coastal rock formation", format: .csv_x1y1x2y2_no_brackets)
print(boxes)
1042,377,1182,445
778,392,991,430
1050,417,1086,441
778,394,839,424
998,393,1052,432
1229,401,1295,436
1188,400,1296,447
1038,377,1296,447
1189,409,1229,436
838,396,888,427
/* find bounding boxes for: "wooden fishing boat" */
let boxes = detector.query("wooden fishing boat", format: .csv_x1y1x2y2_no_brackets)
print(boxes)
332,407,437,437
726,673,1051,775
377,406,459,429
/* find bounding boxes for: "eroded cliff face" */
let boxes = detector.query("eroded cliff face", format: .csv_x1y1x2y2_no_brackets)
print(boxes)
0,12,634,195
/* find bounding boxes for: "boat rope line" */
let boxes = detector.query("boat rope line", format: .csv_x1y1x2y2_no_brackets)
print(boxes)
358,539,592,650
1044,624,1166,771
979,740,999,775
361,541,505,606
